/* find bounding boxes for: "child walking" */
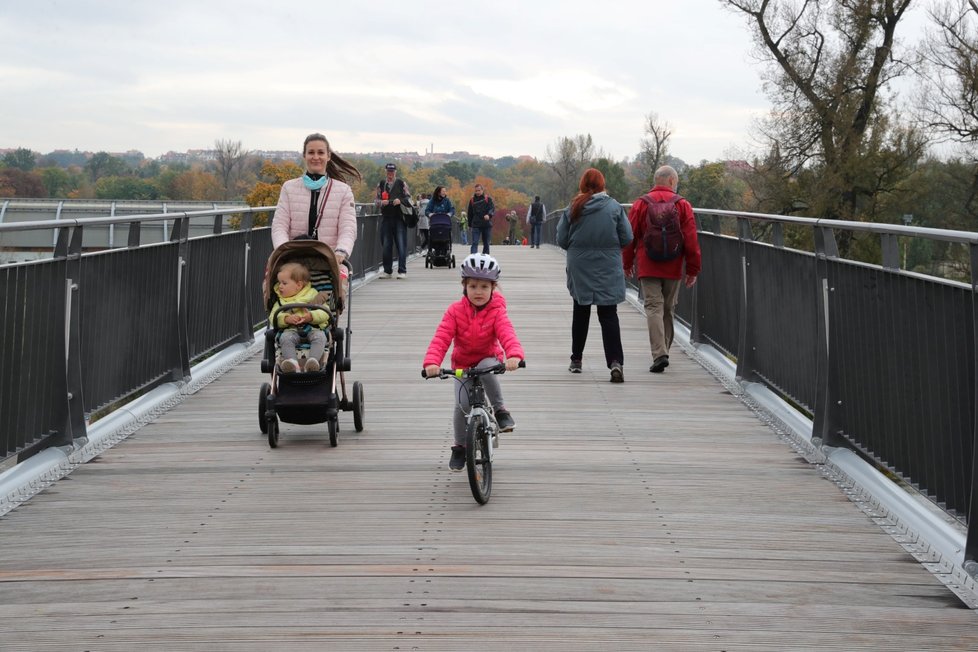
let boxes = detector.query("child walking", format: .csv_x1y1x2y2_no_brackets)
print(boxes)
270,261,330,373
423,253,525,471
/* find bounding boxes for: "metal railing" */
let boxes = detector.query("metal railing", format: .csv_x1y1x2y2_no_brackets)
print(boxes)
0,204,402,464
3,201,977,573
659,209,978,574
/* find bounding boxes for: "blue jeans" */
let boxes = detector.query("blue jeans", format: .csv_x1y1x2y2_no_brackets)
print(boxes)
530,222,543,247
381,215,407,274
470,223,492,254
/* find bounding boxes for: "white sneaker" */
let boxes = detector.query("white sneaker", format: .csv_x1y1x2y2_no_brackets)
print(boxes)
396,272,407,279
303,357,320,372
279,358,300,373
380,272,392,279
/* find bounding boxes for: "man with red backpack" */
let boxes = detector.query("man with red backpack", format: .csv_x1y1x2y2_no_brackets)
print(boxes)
622,165,702,373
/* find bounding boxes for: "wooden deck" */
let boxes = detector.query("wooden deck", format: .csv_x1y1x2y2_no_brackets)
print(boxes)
1,245,976,650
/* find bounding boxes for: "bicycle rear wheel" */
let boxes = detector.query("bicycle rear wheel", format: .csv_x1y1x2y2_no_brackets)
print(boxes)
465,415,492,504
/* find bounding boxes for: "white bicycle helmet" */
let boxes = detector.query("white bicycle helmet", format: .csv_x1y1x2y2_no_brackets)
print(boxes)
460,253,501,281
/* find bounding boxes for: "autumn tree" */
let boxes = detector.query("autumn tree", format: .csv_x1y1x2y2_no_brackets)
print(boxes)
0,169,47,197
724,0,916,232
168,170,224,201
241,161,303,226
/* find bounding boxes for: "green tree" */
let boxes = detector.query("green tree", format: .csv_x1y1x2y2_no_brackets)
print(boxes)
2,147,37,172
85,152,128,184
682,162,743,211
37,166,78,197
94,176,160,200
434,161,478,186
592,158,629,202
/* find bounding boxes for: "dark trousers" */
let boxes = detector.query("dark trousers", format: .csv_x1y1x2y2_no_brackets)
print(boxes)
381,215,407,274
470,223,492,254
530,222,543,247
571,301,623,368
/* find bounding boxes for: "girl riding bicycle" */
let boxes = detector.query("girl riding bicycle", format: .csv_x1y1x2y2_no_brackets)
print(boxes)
423,253,525,471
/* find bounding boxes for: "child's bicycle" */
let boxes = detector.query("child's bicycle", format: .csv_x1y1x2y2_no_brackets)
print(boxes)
424,360,525,504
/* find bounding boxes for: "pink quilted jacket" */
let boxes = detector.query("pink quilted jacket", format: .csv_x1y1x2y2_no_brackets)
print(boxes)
271,177,357,254
424,292,525,370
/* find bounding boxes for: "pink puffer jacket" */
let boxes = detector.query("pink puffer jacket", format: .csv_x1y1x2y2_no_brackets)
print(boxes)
424,292,525,370
271,177,357,254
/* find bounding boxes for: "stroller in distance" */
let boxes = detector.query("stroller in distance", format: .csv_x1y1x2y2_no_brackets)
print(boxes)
424,213,456,268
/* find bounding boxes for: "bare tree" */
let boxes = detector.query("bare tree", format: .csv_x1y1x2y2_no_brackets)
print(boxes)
919,1,978,144
917,1,978,224
724,0,915,225
214,139,248,200
639,112,672,185
545,134,596,204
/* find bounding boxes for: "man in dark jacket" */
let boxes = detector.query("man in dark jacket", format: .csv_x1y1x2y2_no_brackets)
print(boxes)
467,184,495,254
375,163,410,279
622,165,702,373
526,195,546,248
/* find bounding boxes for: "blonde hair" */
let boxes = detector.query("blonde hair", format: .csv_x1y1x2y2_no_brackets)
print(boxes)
279,261,310,284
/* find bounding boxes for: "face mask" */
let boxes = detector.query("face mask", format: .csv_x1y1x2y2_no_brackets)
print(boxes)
302,174,328,191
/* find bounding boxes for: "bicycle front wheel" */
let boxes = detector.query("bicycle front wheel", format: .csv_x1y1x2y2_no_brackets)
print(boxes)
466,415,493,504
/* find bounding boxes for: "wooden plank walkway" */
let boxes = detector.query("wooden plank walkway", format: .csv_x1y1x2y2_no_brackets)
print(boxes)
1,245,976,650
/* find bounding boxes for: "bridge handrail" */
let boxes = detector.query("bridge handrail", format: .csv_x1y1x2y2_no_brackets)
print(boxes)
0,206,269,233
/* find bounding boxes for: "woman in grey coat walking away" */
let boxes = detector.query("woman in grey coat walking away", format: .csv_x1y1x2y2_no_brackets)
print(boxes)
556,168,633,382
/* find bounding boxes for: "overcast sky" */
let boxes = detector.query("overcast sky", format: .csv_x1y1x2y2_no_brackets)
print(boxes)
1,0,936,164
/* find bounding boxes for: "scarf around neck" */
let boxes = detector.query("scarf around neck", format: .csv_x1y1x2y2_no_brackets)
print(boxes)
302,173,328,191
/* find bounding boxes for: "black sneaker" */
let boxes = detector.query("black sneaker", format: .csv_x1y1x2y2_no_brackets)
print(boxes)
650,356,670,373
496,410,515,432
449,445,465,471
568,359,582,373
610,362,624,383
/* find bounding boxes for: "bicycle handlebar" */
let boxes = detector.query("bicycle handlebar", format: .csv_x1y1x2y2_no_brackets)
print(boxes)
422,359,526,379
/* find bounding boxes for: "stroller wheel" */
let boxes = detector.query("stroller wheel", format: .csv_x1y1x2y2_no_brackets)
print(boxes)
328,418,338,447
258,382,270,434
353,381,365,432
267,417,279,448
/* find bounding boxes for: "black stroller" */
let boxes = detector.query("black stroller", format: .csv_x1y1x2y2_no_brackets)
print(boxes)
424,213,456,268
258,239,364,448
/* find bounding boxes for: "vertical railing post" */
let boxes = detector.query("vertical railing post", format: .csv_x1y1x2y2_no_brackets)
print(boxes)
238,211,257,344
62,225,86,447
964,243,978,578
169,217,192,382
687,215,704,345
813,225,841,448
880,232,900,270
735,217,758,382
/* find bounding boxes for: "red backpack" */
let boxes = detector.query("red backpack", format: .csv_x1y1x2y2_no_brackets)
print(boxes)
638,193,685,261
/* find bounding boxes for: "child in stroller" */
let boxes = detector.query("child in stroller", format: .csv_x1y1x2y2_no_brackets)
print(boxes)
258,239,364,448
269,261,330,373
425,213,456,268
